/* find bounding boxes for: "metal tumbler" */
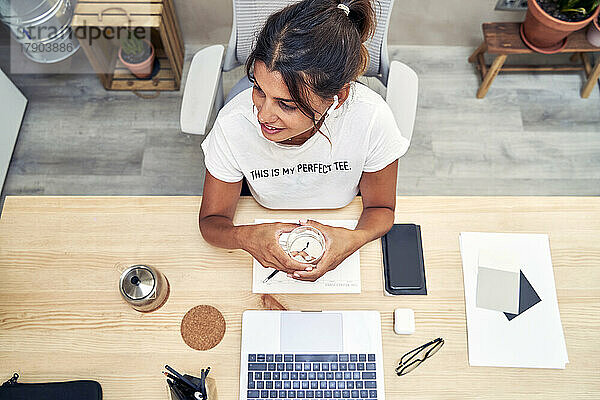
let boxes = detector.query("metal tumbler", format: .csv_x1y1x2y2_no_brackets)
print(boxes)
119,264,170,312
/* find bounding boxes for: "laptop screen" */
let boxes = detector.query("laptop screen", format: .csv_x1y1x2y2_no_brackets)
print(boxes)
280,312,343,353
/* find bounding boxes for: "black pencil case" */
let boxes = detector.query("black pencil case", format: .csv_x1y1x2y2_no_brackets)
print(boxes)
0,373,102,400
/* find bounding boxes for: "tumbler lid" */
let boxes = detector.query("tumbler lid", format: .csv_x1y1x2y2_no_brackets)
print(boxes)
120,265,155,300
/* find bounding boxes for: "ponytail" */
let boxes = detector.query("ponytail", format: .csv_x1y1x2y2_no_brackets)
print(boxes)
341,0,376,76
246,0,377,122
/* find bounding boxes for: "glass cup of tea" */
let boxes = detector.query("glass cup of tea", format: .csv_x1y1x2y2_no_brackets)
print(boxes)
285,226,326,264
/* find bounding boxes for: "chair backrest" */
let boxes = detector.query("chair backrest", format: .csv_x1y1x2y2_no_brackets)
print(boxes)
223,0,395,83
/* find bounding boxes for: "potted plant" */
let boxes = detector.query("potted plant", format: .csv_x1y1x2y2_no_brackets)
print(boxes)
118,32,155,79
522,0,600,53
587,11,600,46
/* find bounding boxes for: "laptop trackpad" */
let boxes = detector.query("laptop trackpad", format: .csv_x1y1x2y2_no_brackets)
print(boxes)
280,312,343,353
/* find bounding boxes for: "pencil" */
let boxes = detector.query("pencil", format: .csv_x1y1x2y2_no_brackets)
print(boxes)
163,371,179,382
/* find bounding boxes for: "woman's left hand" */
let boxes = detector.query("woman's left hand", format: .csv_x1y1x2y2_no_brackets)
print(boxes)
290,219,365,282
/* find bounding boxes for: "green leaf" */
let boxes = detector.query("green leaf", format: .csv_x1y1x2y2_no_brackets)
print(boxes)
558,0,600,14
119,30,145,56
562,7,587,13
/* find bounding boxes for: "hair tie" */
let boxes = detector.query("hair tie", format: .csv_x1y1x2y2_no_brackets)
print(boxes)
337,3,350,16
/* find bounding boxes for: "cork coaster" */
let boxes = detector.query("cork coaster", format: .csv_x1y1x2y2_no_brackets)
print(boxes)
180,305,226,351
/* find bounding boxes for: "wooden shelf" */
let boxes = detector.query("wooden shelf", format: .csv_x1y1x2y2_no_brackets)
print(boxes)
72,0,184,92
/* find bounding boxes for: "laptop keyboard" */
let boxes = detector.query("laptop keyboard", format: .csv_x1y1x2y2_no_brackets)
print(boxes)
246,354,378,399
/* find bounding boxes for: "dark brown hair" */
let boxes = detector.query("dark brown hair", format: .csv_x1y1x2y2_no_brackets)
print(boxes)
246,0,376,127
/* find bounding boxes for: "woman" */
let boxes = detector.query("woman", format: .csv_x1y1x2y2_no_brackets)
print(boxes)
199,0,408,282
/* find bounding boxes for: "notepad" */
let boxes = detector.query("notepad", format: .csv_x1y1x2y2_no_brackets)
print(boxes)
460,232,568,369
252,219,360,294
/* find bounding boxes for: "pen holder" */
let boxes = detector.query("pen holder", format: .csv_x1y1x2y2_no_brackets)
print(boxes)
205,378,217,400
167,374,218,400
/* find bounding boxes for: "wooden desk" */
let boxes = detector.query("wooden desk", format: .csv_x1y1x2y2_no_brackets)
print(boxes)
1,196,599,399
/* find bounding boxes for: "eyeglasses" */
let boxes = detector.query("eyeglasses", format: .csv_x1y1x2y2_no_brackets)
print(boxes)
395,337,444,376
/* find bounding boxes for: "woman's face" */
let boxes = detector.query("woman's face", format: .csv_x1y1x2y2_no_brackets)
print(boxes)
252,61,330,143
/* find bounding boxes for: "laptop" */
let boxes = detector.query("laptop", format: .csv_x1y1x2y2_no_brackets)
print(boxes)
240,310,385,399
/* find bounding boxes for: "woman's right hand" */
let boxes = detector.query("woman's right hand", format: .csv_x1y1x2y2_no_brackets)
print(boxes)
239,223,312,274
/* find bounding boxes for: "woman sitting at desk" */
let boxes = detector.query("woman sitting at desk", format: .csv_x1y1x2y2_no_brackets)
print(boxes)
199,0,408,281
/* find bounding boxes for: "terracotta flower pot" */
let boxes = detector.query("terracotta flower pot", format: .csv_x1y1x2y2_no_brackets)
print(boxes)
522,0,600,53
118,40,155,79
587,15,600,47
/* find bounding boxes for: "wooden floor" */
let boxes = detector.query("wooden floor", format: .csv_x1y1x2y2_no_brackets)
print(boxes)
1,42,599,211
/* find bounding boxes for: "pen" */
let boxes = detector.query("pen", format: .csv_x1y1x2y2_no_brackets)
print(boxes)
264,242,311,283
165,365,199,391
163,371,186,386
201,367,210,395
166,379,176,397
167,379,185,400
172,383,188,400
263,269,279,283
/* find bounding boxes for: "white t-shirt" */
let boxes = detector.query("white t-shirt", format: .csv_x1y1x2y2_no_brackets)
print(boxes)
201,82,409,209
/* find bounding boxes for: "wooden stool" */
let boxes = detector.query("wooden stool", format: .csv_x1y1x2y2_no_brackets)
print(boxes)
469,22,600,99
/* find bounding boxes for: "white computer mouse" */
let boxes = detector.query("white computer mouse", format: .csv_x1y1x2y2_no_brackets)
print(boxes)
394,308,415,335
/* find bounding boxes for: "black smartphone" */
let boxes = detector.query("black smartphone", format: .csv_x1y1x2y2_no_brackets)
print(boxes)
381,224,427,295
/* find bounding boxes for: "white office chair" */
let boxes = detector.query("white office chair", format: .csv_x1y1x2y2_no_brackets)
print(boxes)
180,0,418,146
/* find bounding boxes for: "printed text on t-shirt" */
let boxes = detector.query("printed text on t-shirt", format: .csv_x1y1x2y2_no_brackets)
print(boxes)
250,161,351,180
